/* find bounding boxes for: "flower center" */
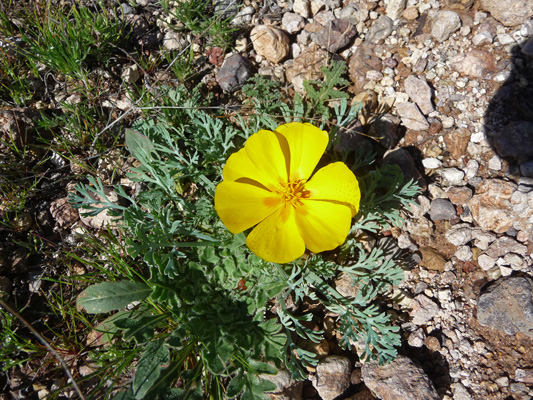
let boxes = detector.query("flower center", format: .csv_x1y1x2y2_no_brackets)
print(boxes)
278,179,310,207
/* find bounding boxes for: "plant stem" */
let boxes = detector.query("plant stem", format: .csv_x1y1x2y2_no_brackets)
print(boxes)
0,298,86,400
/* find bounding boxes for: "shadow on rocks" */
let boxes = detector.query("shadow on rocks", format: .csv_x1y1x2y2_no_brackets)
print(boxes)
484,41,533,177
401,329,452,398
335,105,429,193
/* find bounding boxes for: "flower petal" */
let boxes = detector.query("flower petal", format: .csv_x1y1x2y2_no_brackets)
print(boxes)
295,200,352,253
246,206,305,263
305,162,361,216
215,181,282,234
275,122,328,181
223,129,288,190
222,147,260,182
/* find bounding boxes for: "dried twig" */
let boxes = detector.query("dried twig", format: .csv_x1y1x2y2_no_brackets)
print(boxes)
0,298,86,400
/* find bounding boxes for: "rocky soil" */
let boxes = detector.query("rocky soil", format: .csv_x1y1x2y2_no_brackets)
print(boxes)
1,0,533,399
222,0,533,398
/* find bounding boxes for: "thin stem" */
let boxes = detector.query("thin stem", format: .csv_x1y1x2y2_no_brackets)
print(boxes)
0,298,86,400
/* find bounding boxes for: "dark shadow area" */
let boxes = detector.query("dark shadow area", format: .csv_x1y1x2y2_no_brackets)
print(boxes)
401,337,451,398
484,41,533,175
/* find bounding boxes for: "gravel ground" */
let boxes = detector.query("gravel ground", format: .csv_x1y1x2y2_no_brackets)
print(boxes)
224,0,533,398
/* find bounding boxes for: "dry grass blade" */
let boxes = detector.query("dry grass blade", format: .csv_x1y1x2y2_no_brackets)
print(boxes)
0,298,86,400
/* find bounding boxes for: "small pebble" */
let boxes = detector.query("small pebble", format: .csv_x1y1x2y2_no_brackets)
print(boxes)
422,158,442,169
430,198,456,221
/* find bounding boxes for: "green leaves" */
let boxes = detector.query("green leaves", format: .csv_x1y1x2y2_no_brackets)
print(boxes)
126,129,156,163
225,366,277,400
225,370,247,398
19,0,127,80
201,338,233,375
113,312,168,343
69,58,420,399
357,163,420,232
303,60,350,119
133,339,170,399
76,281,151,314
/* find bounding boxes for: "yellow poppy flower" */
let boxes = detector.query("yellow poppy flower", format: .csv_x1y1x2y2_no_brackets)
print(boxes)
214,122,360,263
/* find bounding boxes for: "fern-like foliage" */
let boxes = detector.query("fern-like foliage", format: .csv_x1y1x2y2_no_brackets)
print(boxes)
71,62,419,399
302,59,350,123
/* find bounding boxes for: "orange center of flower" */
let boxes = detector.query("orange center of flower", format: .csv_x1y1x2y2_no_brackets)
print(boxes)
278,179,310,207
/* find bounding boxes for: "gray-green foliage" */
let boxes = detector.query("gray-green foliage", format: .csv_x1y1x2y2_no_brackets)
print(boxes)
302,59,350,120
71,63,419,399
241,59,351,130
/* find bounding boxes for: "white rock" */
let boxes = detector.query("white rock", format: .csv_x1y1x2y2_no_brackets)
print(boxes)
455,246,473,262
381,76,394,86
291,42,301,58
293,0,310,18
488,155,502,170
487,267,502,280
431,11,461,42
511,190,529,215
503,253,524,269
422,158,442,169
282,12,305,34
497,33,515,45
310,0,326,16
235,37,247,52
396,102,430,130
494,71,512,82
460,26,471,36
366,70,384,81
398,232,417,250
121,64,141,83
442,116,455,129
452,382,472,400
464,160,479,179
495,376,509,387
499,266,513,276
473,230,496,250
404,75,434,115
445,223,473,246
231,6,255,26
474,12,488,25
410,195,431,218
439,168,465,186
29,273,43,293
410,294,440,326
438,289,452,302
386,0,406,20
390,91,408,104
408,328,426,347
418,2,431,13
163,31,185,50
472,31,493,46
470,131,485,143
517,230,530,242
428,184,448,199
478,254,496,270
